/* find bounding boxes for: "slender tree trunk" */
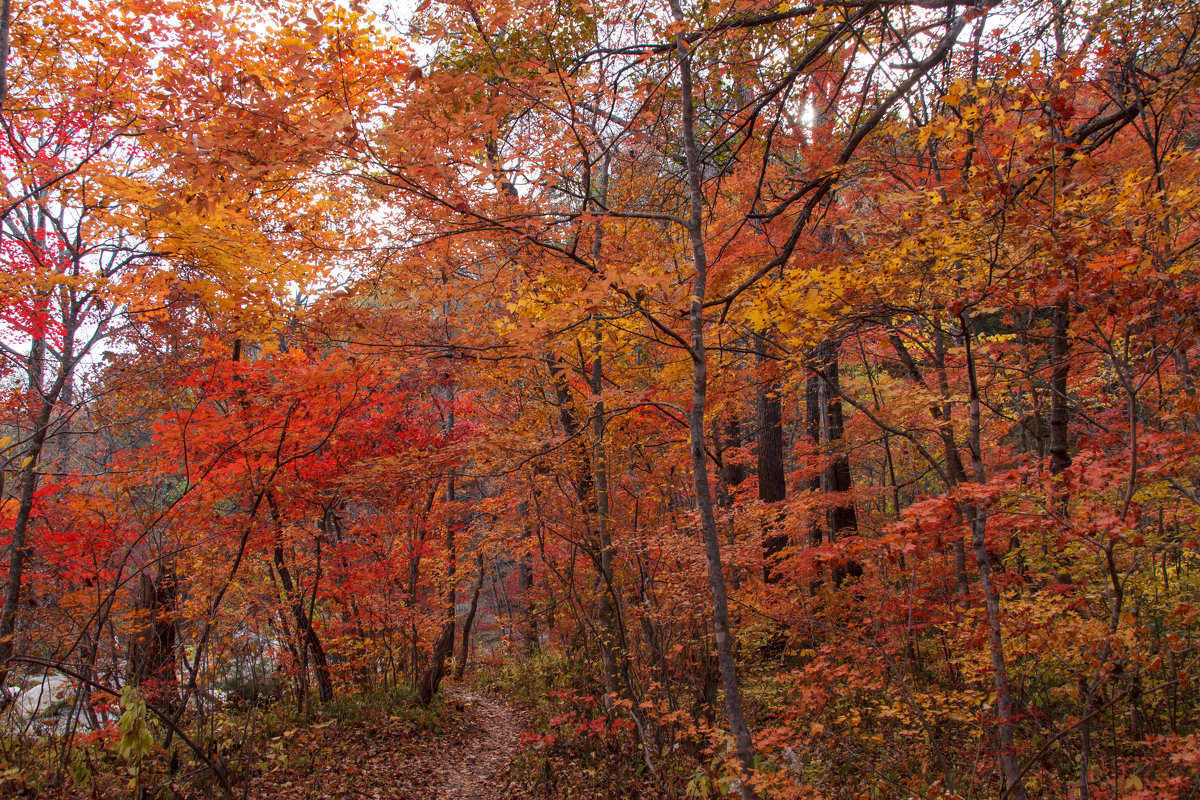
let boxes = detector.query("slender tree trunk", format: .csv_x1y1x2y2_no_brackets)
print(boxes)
454,553,485,680
589,327,623,699
307,511,333,702
1049,297,1072,477
888,326,969,599
888,329,969,485
892,323,972,602
0,0,12,106
588,325,660,779
963,318,1027,800
669,1,757,793
0,316,76,687
548,349,624,697
267,493,333,703
0,400,51,685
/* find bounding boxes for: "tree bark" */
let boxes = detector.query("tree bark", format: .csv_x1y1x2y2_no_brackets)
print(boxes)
454,553,485,680
516,501,540,654
669,0,757,793
805,362,823,547
890,323,971,601
126,565,179,709
756,331,788,581
1048,297,1071,477
963,317,1027,800
810,340,860,584
419,475,456,705
814,341,858,540
0,311,78,687
0,0,12,106
266,493,333,704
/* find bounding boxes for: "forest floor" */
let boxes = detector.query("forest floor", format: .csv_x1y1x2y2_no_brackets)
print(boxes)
242,686,534,800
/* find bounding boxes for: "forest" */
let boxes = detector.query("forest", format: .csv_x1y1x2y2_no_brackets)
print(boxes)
0,0,1198,797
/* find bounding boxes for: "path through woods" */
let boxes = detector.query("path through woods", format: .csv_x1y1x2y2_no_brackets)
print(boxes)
244,688,531,800
437,688,527,800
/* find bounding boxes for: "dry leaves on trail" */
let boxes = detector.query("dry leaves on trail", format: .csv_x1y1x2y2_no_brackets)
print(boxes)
244,689,534,800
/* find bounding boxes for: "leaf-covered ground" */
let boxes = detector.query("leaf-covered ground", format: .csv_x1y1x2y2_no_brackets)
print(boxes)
244,689,532,800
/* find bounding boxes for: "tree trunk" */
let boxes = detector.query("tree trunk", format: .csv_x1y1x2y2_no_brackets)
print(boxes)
589,327,622,702
548,350,625,698
756,331,788,582
516,501,540,654
0,0,12,106
805,362,823,547
454,554,486,680
813,341,860,584
419,475,456,705
963,318,1027,800
890,324,970,600
803,340,861,584
0,317,77,687
126,565,179,709
267,493,333,704
722,414,745,492
1049,297,1071,477
669,0,757,792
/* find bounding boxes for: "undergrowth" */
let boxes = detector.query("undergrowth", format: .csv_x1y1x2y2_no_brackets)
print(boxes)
0,682,445,799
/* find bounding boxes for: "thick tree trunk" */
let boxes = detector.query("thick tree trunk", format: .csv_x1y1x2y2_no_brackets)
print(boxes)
814,341,858,539
1049,297,1072,477
805,365,823,546
126,565,179,709
419,476,456,705
756,331,788,581
516,501,540,654
809,340,860,584
722,415,745,491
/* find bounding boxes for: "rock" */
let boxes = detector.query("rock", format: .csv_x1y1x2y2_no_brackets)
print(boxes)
13,673,73,720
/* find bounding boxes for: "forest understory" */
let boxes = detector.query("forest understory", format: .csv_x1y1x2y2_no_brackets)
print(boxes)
2,0,1200,798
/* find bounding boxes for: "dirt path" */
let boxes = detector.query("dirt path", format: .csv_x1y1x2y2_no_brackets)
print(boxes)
242,685,530,800
435,687,526,800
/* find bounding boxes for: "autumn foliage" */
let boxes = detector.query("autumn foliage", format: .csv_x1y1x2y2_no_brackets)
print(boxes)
1,0,1200,798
